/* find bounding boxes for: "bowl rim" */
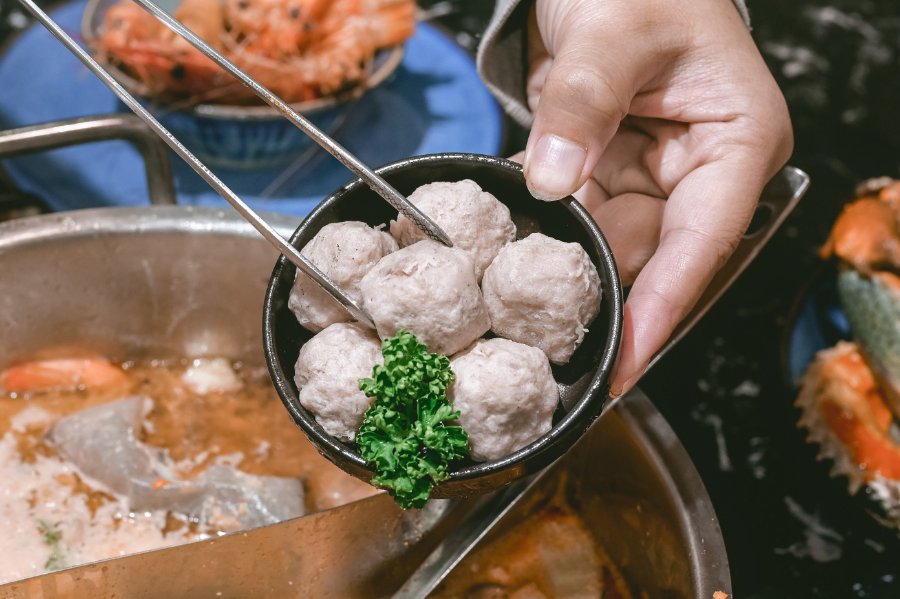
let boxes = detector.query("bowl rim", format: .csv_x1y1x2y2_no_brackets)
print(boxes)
80,0,406,120
263,152,624,486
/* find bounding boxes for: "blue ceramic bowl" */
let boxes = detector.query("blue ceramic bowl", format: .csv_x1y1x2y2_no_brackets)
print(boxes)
82,0,405,170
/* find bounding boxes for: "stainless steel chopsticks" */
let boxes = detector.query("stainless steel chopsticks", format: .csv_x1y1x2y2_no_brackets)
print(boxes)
132,0,453,248
17,0,377,328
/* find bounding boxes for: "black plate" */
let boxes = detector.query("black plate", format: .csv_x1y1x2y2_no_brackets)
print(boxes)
263,153,623,498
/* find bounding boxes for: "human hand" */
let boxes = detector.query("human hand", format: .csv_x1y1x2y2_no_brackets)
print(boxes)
521,0,793,396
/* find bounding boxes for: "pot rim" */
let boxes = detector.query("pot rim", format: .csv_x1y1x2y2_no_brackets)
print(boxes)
615,389,732,595
0,205,299,248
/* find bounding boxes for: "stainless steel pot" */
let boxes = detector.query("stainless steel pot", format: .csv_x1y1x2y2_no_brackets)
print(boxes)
0,207,729,597
0,206,287,367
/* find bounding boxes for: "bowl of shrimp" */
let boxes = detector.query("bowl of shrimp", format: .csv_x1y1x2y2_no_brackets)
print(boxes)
81,0,411,169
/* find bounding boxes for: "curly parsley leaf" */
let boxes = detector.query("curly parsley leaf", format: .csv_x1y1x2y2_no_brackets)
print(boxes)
357,331,469,509
37,519,65,571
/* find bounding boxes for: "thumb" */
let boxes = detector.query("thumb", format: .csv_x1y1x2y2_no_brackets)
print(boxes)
523,14,645,201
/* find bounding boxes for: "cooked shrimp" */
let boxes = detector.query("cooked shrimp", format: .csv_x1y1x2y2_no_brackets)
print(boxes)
226,0,331,58
98,2,166,48
92,0,416,105
340,0,416,49
0,358,131,394
171,0,227,49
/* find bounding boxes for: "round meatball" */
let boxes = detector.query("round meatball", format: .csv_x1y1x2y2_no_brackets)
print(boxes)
389,180,516,280
360,240,490,355
289,221,398,332
482,233,602,365
294,323,382,442
450,338,559,461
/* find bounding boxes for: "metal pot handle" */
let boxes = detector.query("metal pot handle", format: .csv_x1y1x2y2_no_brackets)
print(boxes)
0,114,176,205
0,190,50,219
645,165,811,371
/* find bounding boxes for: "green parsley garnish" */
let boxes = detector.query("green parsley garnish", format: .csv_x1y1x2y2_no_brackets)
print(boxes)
37,519,65,571
357,331,469,509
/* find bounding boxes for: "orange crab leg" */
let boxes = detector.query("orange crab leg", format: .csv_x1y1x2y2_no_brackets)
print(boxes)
813,345,900,480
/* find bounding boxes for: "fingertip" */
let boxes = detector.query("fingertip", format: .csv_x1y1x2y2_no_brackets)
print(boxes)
610,369,642,399
523,134,587,201
609,305,638,397
609,299,664,397
609,378,625,399
610,355,647,398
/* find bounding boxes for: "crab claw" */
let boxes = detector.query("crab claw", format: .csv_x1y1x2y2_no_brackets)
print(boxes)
796,342,900,528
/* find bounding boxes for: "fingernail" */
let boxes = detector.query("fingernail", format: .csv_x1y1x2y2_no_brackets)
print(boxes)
609,383,624,399
612,369,644,399
524,135,586,201
620,374,639,395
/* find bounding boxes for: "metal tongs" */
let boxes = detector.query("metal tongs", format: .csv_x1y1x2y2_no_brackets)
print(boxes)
17,0,453,330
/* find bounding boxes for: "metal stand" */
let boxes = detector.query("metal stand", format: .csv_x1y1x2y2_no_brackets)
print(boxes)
0,113,177,206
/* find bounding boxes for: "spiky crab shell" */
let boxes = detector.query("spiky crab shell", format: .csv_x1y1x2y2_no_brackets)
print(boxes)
796,342,900,531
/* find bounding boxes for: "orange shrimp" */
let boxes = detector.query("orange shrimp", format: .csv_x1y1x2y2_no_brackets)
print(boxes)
92,0,416,105
94,0,230,99
279,0,415,95
101,44,227,97
226,0,331,58
224,0,414,100
0,358,131,394
98,2,167,48
171,0,227,50
343,0,416,49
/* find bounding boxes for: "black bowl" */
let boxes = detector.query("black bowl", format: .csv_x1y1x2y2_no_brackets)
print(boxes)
263,153,623,498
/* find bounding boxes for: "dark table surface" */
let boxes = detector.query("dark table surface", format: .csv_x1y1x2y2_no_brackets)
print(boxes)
2,0,899,596
641,2,900,596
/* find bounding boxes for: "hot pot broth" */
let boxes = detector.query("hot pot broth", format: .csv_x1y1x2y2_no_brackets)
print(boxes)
0,356,376,583
0,355,642,596
431,479,636,599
